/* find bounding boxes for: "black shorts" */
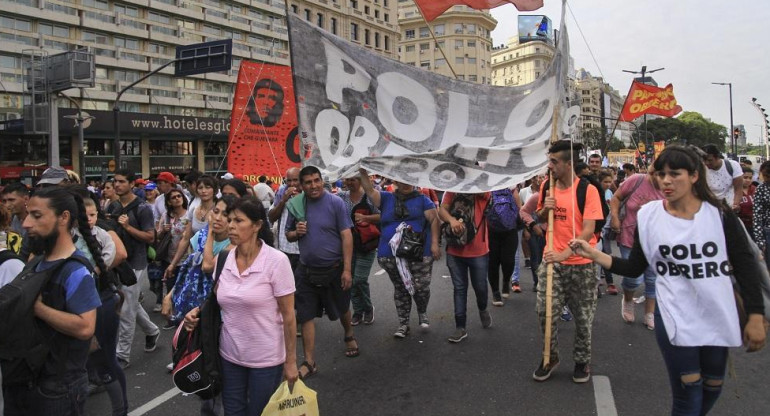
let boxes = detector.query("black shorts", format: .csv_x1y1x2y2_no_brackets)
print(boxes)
295,263,350,324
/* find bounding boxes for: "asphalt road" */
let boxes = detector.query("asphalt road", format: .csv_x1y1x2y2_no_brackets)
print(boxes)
86,250,770,416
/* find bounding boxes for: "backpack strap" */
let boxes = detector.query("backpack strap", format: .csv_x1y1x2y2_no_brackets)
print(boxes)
213,249,229,285
576,178,588,215
725,159,734,176
0,250,20,267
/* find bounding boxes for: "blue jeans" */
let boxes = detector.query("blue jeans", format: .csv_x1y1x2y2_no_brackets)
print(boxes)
619,245,656,298
527,232,545,286
220,358,283,416
654,312,727,415
446,254,489,329
4,375,88,416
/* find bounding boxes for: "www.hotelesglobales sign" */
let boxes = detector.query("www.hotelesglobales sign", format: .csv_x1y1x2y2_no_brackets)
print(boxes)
58,109,230,137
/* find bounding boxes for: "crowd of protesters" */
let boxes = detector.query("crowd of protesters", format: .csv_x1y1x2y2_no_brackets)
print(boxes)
0,142,767,416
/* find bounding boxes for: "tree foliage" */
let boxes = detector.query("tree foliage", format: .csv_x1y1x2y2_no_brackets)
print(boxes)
581,126,628,153
637,111,727,150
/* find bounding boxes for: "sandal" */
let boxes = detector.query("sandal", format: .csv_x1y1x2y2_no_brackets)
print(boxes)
298,361,318,380
344,335,360,358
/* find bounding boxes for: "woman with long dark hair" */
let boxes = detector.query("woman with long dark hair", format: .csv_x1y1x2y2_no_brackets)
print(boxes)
184,196,296,416
570,145,766,415
69,186,129,416
154,188,188,316
165,175,219,280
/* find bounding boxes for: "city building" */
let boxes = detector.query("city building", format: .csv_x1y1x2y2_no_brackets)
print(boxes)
734,123,747,147
290,0,400,60
490,33,554,87
397,1,496,84
1,0,294,183
573,68,630,146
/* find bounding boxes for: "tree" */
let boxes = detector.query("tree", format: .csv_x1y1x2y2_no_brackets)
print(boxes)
640,111,727,149
579,126,626,153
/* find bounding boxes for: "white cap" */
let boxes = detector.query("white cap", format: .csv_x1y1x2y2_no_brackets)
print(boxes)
221,172,235,180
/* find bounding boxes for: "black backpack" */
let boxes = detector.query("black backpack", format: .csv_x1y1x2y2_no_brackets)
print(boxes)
442,194,485,247
540,176,607,235
0,255,93,387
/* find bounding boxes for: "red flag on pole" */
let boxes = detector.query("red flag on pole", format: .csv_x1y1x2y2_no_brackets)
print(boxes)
414,0,544,22
619,81,683,121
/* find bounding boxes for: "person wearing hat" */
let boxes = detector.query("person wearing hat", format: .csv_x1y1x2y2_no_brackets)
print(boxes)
153,172,181,223
133,178,147,201
36,166,70,187
221,172,235,180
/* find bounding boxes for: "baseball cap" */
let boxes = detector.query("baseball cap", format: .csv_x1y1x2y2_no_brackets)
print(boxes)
144,182,157,191
156,171,176,183
221,172,235,180
37,166,69,185
135,178,147,186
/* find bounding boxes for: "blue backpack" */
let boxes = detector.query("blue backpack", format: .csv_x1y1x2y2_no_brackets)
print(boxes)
486,189,520,232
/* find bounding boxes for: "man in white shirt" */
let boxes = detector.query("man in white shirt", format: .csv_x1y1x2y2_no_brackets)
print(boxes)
701,144,743,210
253,175,275,210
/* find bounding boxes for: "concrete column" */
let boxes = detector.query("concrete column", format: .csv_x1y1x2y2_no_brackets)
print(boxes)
141,138,150,178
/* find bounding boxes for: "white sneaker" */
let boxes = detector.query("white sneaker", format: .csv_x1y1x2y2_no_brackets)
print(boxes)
644,313,655,330
152,303,162,312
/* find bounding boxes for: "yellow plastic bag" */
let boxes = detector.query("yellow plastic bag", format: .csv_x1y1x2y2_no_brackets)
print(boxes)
261,379,319,416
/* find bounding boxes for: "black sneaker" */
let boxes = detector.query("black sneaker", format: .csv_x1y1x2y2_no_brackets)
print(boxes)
145,332,160,352
573,363,591,383
117,358,130,370
532,356,560,381
351,313,363,326
162,322,177,331
363,307,375,325
480,310,492,328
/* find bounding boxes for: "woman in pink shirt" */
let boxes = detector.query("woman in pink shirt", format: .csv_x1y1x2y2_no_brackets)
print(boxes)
185,196,298,416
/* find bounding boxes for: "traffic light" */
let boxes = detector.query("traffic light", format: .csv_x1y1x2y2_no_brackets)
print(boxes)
734,128,741,138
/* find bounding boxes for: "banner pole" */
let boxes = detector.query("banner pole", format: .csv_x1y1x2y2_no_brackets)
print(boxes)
602,81,636,156
544,104,560,367
412,0,459,79
283,9,310,167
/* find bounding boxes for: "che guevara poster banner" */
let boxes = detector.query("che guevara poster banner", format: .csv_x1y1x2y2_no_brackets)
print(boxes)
227,62,300,184
287,9,577,192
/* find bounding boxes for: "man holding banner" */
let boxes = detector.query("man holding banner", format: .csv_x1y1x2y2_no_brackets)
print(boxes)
534,140,603,383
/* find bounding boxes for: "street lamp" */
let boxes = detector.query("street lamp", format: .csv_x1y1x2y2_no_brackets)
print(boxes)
622,65,665,160
751,97,769,159
712,82,735,160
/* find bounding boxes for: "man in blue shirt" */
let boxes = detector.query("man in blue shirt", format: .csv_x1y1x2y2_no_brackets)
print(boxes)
4,187,101,415
286,166,358,379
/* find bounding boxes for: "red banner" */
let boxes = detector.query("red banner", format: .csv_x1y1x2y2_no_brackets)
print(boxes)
414,0,543,22
619,81,683,122
227,62,299,185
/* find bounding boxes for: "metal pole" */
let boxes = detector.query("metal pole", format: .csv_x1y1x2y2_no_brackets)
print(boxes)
112,58,179,171
728,83,735,159
78,112,85,184
113,106,121,168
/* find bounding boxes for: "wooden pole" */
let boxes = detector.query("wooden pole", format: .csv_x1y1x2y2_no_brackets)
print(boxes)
544,104,560,367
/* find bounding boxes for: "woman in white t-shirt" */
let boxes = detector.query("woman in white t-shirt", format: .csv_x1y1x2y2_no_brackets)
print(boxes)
184,196,297,416
570,145,766,415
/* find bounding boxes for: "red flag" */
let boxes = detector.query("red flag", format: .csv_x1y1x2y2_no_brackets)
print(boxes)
619,81,683,122
414,0,544,22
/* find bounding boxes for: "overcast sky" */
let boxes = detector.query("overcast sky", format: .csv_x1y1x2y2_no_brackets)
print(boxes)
490,0,770,146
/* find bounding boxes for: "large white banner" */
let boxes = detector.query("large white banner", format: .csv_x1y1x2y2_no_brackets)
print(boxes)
287,10,577,192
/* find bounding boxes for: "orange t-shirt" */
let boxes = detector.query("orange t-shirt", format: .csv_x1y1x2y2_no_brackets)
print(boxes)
442,192,491,258
537,178,603,265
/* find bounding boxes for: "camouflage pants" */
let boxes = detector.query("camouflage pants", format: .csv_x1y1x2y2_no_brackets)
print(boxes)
378,256,433,326
536,262,598,364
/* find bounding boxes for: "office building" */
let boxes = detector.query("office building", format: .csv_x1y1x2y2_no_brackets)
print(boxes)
397,2,496,84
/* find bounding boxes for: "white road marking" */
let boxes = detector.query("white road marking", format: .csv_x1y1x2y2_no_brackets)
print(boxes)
375,269,386,276
127,387,181,416
593,375,618,416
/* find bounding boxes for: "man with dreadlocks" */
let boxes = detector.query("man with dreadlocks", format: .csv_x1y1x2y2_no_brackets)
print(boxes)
3,187,103,415
533,140,604,384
